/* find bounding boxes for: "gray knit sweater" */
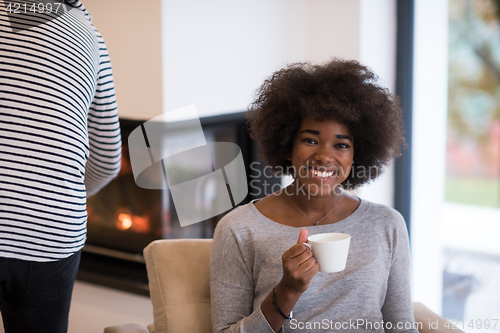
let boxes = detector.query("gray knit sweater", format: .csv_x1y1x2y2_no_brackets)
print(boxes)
210,199,418,333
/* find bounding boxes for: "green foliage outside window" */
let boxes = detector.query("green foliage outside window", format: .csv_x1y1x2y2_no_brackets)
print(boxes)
446,0,500,208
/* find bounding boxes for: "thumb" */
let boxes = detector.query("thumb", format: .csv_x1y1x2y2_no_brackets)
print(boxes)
297,228,309,244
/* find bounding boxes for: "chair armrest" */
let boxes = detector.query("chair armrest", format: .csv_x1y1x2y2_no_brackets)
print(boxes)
413,302,465,333
103,323,152,333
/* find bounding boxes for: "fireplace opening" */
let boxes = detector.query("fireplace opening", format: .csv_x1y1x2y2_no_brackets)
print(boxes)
78,113,280,294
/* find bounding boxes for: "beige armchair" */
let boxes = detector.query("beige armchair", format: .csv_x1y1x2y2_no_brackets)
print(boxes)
104,239,212,333
104,239,463,333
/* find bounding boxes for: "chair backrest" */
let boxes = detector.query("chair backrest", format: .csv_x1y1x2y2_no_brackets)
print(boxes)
143,239,213,333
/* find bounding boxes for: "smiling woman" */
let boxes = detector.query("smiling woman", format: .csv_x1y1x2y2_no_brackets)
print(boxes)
289,118,355,198
210,59,414,333
246,59,406,190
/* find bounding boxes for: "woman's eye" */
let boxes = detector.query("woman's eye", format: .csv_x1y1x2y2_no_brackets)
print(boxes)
336,143,350,149
302,138,317,144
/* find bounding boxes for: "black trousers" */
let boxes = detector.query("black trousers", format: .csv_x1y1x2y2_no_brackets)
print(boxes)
0,251,81,333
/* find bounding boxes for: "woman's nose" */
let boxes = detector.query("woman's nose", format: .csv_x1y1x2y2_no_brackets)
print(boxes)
314,145,334,165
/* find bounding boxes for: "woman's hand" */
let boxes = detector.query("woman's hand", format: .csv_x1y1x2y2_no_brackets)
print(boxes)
261,228,320,332
278,228,320,296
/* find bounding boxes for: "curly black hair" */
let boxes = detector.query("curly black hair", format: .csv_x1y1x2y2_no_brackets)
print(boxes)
246,59,406,188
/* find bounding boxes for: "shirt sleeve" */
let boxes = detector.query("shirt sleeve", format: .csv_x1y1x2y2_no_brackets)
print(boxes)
210,219,276,333
381,215,419,333
84,32,121,197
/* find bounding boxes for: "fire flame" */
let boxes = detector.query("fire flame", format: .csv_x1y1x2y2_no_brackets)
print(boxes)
117,213,133,230
115,212,151,233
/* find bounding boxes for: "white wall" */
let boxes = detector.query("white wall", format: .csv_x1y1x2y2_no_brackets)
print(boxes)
83,0,163,120
161,0,361,118
411,0,449,313
305,0,360,63
357,0,397,208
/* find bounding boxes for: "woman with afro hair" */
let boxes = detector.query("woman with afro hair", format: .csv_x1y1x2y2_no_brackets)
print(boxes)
210,59,418,333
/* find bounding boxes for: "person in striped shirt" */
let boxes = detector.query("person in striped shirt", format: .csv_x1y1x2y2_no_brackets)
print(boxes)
0,1,121,332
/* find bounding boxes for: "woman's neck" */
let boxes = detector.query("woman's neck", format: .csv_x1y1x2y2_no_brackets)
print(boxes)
285,181,343,217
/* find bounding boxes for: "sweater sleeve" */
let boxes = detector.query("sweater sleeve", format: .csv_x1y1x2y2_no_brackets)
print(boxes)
210,217,277,333
381,213,419,333
84,32,121,197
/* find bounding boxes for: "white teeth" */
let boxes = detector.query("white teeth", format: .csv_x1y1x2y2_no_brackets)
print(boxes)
311,169,334,178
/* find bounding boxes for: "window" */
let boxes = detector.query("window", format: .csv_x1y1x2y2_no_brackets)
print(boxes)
442,0,500,326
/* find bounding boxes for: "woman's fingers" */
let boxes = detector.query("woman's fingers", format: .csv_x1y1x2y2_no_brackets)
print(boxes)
282,243,310,261
280,238,319,294
283,246,316,274
298,254,317,271
282,254,319,293
304,258,320,276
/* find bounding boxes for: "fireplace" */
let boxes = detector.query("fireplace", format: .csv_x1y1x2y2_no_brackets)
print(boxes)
77,112,279,294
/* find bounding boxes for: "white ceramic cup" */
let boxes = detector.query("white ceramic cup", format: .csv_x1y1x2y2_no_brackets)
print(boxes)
306,233,351,273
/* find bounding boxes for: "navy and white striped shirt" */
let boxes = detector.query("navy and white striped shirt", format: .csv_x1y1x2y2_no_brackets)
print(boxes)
0,0,121,261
